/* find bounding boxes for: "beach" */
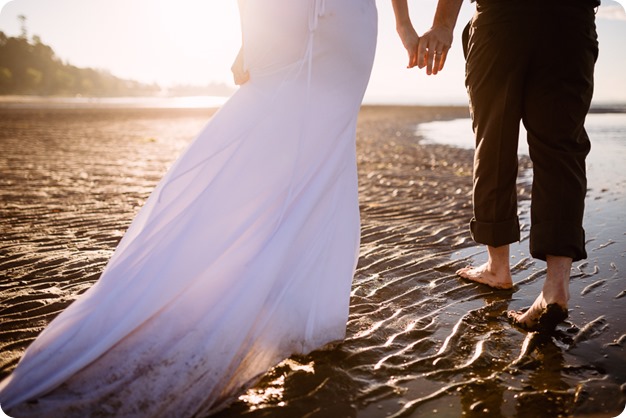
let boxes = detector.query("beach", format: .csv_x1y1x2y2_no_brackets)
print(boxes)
0,104,624,417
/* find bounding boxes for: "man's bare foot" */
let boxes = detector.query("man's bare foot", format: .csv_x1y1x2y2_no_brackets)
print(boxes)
456,264,513,289
507,255,572,332
507,293,568,332
456,244,513,289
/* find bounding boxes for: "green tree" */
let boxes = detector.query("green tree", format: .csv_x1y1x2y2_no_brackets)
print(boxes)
18,15,27,39
0,29,159,96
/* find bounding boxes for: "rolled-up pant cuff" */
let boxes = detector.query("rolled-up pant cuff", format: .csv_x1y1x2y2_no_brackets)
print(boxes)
530,222,587,262
470,217,520,248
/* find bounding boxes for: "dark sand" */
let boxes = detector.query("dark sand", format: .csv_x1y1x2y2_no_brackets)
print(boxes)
0,105,624,417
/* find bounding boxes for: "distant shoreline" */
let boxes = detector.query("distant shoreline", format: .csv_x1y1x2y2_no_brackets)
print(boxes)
0,94,231,109
1,94,624,113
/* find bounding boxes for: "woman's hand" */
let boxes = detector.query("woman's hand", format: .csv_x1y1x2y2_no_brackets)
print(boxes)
391,0,419,69
397,23,420,69
231,47,249,86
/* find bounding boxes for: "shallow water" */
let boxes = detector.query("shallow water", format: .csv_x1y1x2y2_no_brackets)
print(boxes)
220,113,626,417
0,107,624,417
212,113,626,417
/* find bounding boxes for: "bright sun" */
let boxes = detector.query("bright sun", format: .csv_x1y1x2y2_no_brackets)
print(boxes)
153,1,242,84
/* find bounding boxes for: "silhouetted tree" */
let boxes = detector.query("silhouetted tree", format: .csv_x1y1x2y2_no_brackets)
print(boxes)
0,30,159,96
18,15,27,39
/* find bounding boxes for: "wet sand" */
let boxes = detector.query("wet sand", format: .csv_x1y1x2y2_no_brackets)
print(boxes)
0,105,624,417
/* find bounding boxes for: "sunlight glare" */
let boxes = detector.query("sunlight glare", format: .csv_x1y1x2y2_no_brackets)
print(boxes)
154,1,241,84
237,359,315,410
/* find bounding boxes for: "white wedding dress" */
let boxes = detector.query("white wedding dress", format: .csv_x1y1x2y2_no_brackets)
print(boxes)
0,0,377,416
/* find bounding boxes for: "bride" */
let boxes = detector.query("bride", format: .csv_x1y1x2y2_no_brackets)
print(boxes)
0,1,422,416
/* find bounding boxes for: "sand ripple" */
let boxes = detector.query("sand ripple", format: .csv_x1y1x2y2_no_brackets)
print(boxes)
1,106,624,417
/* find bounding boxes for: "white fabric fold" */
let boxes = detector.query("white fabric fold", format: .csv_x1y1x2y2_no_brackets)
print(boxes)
0,1,378,416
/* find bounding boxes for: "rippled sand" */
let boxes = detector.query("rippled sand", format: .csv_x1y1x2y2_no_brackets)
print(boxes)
0,106,624,417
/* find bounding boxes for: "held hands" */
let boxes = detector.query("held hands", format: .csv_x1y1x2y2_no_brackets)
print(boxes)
399,24,454,76
395,0,461,75
417,26,453,75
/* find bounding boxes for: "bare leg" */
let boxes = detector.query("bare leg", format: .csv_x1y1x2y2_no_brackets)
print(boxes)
508,255,571,330
456,245,513,289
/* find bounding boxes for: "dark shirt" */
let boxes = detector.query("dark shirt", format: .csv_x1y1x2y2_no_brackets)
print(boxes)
471,0,600,5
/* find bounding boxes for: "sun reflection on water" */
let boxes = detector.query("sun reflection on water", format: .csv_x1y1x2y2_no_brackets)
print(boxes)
237,359,315,410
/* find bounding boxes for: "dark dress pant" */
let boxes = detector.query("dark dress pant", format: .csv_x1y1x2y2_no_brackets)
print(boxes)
464,0,598,261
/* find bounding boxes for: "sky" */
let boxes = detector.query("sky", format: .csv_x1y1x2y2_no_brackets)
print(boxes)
1,0,626,105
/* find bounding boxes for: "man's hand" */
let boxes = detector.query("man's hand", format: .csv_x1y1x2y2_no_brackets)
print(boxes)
417,0,463,75
417,26,453,75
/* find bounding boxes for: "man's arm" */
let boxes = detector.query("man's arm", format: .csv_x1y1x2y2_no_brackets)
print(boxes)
418,0,464,75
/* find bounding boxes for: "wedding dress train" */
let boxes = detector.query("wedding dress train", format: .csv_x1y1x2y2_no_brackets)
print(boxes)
0,0,377,416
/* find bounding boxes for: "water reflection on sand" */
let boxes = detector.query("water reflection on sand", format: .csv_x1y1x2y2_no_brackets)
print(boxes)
0,106,623,417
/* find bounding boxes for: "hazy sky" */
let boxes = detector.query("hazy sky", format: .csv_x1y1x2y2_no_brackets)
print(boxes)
1,0,625,105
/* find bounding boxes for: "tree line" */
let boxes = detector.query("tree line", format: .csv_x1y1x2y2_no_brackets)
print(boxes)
0,30,159,97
